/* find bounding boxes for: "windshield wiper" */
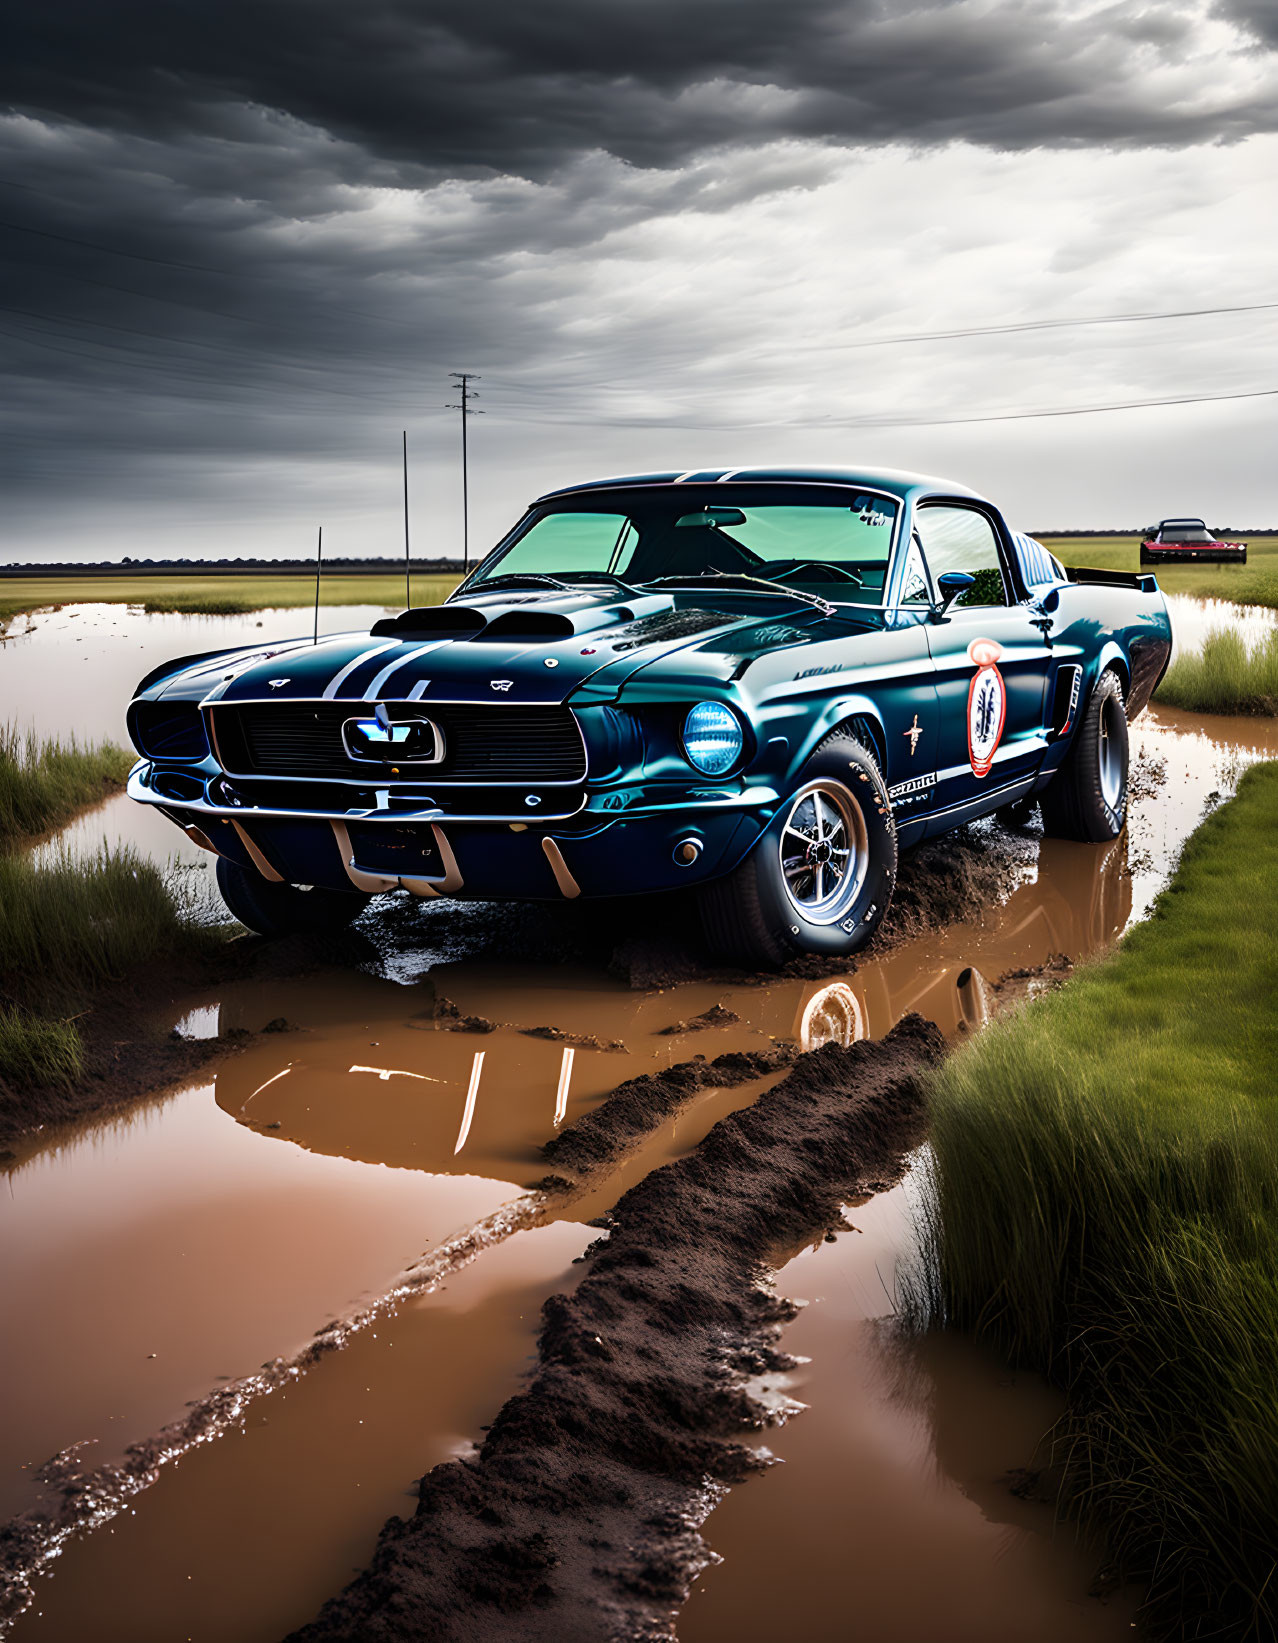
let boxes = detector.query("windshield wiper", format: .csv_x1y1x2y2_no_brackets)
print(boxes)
641,573,835,616
470,572,571,591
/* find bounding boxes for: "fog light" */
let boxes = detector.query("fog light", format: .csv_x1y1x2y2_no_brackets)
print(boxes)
673,837,703,866
682,702,743,776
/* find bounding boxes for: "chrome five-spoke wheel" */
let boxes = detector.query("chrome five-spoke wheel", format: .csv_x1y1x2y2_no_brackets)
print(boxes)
779,780,870,925
1098,689,1125,813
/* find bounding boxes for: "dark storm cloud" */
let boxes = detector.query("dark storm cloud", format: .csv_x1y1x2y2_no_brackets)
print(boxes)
1,0,1276,551
1216,0,1278,47
5,0,1277,178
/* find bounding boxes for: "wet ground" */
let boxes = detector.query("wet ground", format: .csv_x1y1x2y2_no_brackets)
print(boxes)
2,599,1276,1639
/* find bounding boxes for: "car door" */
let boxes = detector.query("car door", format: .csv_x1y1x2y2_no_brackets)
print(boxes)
912,501,1052,815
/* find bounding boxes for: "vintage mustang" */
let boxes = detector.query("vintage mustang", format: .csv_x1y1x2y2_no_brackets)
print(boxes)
1140,517,1247,565
126,467,1172,966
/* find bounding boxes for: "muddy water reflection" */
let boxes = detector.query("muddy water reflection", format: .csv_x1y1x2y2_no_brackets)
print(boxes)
0,1085,513,1524
14,1222,592,1643
680,1184,1137,1643
1164,591,1278,658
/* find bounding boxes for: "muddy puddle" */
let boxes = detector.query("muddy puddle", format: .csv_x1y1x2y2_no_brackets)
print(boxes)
1162,590,1277,658
680,1180,1137,1643
13,1222,593,1643
2,600,1276,1638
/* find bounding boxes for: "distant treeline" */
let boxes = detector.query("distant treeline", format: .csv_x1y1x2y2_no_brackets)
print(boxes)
1032,528,1276,538
0,556,466,578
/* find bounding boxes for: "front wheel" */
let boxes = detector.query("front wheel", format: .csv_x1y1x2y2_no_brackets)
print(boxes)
698,732,897,968
215,856,372,937
1040,668,1129,842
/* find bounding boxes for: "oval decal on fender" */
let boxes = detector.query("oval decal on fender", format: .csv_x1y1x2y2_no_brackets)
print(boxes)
966,637,1006,778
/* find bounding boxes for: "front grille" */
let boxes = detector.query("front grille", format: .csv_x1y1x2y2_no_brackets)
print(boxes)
209,702,586,783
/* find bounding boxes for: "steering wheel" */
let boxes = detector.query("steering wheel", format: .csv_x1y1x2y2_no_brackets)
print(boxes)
759,559,864,587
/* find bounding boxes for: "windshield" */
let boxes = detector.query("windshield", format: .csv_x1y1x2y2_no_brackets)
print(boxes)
1160,526,1215,543
467,485,899,605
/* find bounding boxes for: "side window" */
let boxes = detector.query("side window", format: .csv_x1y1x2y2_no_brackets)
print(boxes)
899,532,933,605
914,506,1008,608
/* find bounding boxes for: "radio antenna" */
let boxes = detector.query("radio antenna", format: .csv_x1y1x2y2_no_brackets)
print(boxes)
402,429,411,609
313,525,322,644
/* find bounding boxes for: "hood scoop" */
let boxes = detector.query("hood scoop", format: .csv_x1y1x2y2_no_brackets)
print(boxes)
372,593,674,643
479,594,673,641
371,605,488,639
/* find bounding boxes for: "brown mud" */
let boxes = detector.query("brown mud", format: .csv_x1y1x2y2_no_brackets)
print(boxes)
537,1047,795,1184
4,603,1275,1643
286,1016,944,1643
679,1188,1139,1643
0,814,1026,1158
0,960,245,1151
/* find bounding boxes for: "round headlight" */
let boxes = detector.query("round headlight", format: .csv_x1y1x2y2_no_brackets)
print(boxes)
682,702,743,776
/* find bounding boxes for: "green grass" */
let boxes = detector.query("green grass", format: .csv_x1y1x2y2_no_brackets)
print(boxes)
0,846,222,1005
914,761,1278,1638
0,1005,82,1089
0,572,460,628
0,725,134,849
0,844,226,1094
1154,627,1278,716
0,726,230,1095
1040,534,1278,611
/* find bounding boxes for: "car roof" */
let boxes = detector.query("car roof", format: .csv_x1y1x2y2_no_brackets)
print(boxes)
1158,517,1207,527
533,465,985,506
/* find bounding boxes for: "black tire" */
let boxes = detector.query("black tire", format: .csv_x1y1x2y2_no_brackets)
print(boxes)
1139,547,1150,566
698,732,897,968
1039,669,1129,842
215,855,372,937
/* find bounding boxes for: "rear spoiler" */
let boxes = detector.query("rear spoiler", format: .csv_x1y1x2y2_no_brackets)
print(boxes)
1066,566,1159,594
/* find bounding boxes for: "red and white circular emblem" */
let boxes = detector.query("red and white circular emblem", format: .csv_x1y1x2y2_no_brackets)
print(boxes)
966,637,1006,778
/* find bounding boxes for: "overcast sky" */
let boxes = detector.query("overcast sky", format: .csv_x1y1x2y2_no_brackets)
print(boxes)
2,0,1276,563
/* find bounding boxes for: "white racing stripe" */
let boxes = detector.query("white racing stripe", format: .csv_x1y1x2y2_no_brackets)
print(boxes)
364,643,447,700
321,640,401,701
454,1051,485,1155
553,1047,575,1127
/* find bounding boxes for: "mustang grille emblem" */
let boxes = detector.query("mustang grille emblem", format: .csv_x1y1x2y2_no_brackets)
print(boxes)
490,679,513,691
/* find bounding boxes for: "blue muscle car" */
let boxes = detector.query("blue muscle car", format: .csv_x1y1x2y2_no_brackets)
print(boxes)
126,467,1172,966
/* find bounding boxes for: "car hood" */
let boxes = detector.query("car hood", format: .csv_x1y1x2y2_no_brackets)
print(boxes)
148,589,883,708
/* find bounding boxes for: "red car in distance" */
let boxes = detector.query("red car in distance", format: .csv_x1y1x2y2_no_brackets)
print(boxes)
1140,518,1247,566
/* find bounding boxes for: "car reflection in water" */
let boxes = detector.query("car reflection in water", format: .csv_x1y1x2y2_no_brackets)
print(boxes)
213,828,1132,1177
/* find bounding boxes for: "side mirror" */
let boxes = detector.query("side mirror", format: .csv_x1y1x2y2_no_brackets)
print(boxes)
931,571,975,620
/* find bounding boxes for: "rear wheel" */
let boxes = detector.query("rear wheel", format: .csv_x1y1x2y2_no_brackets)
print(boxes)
699,732,897,968
1040,669,1129,842
215,856,372,937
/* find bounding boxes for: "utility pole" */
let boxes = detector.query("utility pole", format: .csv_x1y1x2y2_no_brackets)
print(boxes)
446,372,483,572
402,429,411,609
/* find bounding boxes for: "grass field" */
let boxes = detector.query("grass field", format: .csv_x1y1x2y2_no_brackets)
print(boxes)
0,844,226,1095
0,725,134,849
1039,534,1278,610
1156,627,1278,715
0,732,226,1096
0,572,461,628
914,760,1278,1638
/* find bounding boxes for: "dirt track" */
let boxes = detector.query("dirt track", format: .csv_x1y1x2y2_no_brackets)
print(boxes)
288,1017,943,1643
